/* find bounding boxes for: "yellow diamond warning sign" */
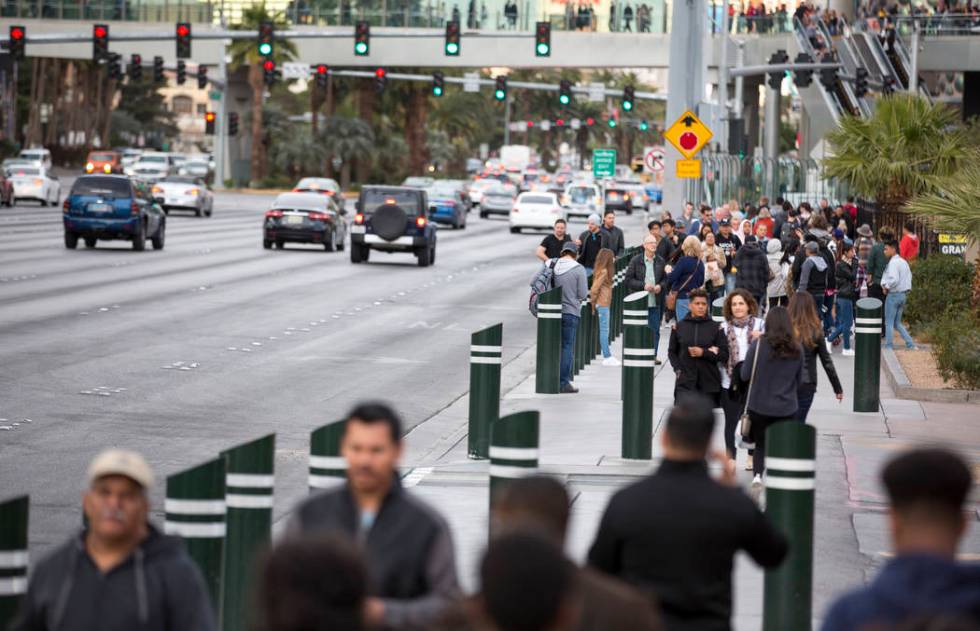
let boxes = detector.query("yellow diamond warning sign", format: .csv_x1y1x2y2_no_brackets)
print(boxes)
664,110,713,160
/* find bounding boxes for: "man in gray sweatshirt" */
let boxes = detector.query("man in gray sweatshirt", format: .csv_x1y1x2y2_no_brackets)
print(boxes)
797,240,829,306
553,241,589,393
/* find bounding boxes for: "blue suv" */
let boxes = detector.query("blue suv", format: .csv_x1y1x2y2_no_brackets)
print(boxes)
63,175,166,251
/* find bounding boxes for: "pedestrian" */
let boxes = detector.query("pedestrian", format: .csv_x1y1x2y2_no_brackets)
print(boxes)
739,218,754,244
788,292,844,421
765,238,789,310
577,214,610,274
700,230,727,306
609,0,617,29
715,218,742,293
733,236,769,306
536,218,572,261
555,242,589,393
256,535,367,631
881,239,917,350
796,241,830,315
664,236,705,321
899,219,920,262
489,476,665,631
623,2,634,30
754,205,775,239
718,289,764,467
667,288,729,406
754,221,769,251
843,196,858,225
286,402,460,629
778,208,802,246
589,394,789,631
600,210,625,256
680,201,696,234
821,449,980,630
592,248,619,366
740,306,804,486
827,241,857,356
452,3,460,23
866,227,893,303
11,450,216,631
626,234,667,365
647,218,662,241
657,218,678,262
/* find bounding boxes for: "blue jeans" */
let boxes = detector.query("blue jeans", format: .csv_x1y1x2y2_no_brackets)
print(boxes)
884,291,916,349
822,294,836,335
676,298,690,322
560,314,580,387
647,305,663,358
597,306,611,358
725,273,736,293
795,385,816,422
827,298,854,350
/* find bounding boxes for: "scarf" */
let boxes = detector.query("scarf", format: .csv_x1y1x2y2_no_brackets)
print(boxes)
725,315,756,378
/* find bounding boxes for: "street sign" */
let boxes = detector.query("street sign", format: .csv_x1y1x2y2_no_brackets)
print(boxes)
539,120,551,131
464,72,480,93
676,159,701,178
664,110,713,160
588,82,605,102
592,148,616,178
570,118,581,130
644,145,665,173
938,232,968,258
209,90,222,101
281,62,310,79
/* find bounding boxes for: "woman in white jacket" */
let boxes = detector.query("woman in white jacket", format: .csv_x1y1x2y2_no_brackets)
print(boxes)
766,238,789,311
718,289,765,469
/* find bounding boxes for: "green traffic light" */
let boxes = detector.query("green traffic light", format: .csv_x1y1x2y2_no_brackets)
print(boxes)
354,41,368,55
433,86,443,96
559,94,569,105
445,42,459,55
258,42,272,56
494,89,506,100
608,119,617,128
639,121,648,131
623,100,633,111
536,43,550,56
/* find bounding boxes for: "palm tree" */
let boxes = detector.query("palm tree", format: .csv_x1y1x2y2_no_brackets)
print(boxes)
321,116,375,189
905,161,980,308
824,95,971,213
270,126,327,179
228,4,297,185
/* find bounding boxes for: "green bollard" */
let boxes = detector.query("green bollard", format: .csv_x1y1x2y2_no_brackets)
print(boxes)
574,296,587,375
622,291,655,459
309,420,347,491
0,495,28,628
469,323,503,459
488,410,540,536
535,286,562,394
711,296,725,323
763,422,816,631
854,297,883,413
166,458,226,611
221,434,275,631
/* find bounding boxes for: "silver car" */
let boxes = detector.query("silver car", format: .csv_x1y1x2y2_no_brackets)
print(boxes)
152,176,214,217
479,183,517,218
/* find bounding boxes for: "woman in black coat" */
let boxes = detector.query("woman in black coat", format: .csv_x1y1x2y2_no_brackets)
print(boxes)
788,292,844,422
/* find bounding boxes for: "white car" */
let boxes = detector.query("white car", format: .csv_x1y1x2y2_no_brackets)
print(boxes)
9,165,61,206
18,148,52,170
120,149,143,169
127,152,174,182
563,183,603,219
509,192,565,234
292,177,341,196
152,175,213,217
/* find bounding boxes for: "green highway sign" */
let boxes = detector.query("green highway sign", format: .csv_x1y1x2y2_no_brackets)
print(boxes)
209,90,222,101
592,148,616,178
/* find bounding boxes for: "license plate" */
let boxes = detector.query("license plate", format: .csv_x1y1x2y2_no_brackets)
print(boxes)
351,225,366,234
285,214,304,225
87,202,112,213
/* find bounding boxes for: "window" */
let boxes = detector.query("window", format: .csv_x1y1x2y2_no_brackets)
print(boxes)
172,95,194,114
196,103,208,115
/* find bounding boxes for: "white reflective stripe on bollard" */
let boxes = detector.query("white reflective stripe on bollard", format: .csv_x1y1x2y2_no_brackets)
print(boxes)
308,474,346,488
623,359,657,367
488,446,539,460
0,550,28,569
0,576,28,596
855,317,882,324
623,309,649,317
854,327,881,334
538,303,562,310
623,347,656,356
225,494,275,509
538,313,562,319
765,457,816,472
164,499,227,515
489,464,538,478
624,319,648,326
471,356,503,364
765,476,816,491
225,474,274,488
471,345,503,353
164,521,227,538
309,456,348,470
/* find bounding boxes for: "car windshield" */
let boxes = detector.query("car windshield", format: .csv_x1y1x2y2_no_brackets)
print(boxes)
297,178,335,189
402,177,432,187
11,167,40,176
161,176,198,184
90,153,115,162
568,188,594,203
521,195,553,205
429,185,457,197
20,152,44,160
71,177,130,197
362,190,419,212
140,156,168,164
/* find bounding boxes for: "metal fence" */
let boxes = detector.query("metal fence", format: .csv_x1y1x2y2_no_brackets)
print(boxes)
855,197,941,258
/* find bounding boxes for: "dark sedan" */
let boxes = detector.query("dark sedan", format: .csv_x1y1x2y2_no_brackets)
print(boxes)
263,192,348,251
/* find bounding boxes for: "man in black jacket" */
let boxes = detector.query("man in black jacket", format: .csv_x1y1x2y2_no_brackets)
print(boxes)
732,239,770,306
626,234,667,364
600,210,625,256
577,213,610,272
287,402,460,630
588,394,788,631
12,450,215,631
656,218,678,262
667,288,729,406
714,219,741,293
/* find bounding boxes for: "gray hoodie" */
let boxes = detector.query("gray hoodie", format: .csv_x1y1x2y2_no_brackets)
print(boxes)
798,254,828,294
553,256,589,317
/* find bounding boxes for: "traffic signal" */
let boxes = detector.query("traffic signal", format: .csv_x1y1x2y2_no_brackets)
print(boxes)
819,51,836,90
176,22,191,59
314,64,328,89
198,64,208,89
494,75,507,101
228,112,239,136
204,111,216,136
793,52,813,88
93,23,109,61
129,54,142,81
608,116,617,128
768,50,789,89
108,53,122,81
622,85,634,112
374,67,386,93
444,20,460,56
258,21,274,57
153,56,164,83
639,120,649,131
585,117,595,127
176,60,186,85
432,71,444,97
854,67,869,98
263,59,277,86
354,21,370,56
8,26,25,61
558,79,571,106
535,21,551,57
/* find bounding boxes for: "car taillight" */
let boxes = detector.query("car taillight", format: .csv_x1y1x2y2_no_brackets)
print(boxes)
624,194,631,201
187,188,199,196
265,210,283,218
292,187,301,192
33,179,43,186
354,213,364,224
63,198,70,213
308,212,330,221
415,216,427,228
131,200,139,215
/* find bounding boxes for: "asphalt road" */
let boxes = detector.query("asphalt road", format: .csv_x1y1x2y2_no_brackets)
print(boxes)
0,187,647,552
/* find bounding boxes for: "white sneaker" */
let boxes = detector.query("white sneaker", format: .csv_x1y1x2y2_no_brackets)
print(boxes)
825,339,833,354
602,356,621,367
842,349,855,357
752,474,763,487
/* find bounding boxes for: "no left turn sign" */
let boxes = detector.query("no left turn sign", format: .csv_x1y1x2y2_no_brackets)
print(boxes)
644,146,665,173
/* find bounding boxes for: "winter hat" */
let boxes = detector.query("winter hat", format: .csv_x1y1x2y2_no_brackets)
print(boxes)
857,224,873,238
561,241,579,256
767,239,782,255
832,228,845,240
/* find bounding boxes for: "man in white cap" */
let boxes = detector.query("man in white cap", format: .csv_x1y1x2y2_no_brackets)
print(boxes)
576,213,611,274
12,449,215,631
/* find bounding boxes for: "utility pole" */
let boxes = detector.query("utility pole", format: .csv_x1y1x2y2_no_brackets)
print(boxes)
503,92,511,146
717,0,731,152
909,21,919,95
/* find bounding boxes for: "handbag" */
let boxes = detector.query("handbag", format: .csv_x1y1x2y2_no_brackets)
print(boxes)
738,341,762,445
665,261,701,311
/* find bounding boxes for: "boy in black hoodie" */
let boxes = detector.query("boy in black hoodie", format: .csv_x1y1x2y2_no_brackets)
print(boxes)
668,288,729,406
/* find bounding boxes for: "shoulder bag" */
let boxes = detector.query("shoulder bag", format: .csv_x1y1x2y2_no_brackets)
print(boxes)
665,260,701,312
738,340,762,446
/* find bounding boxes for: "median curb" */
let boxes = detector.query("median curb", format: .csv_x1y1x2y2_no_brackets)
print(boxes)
880,347,980,405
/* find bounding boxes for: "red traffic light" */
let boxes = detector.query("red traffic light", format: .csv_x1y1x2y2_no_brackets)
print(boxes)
526,121,533,128
263,59,275,71
94,25,107,38
374,67,386,78
10,27,24,40
586,117,595,126
316,64,328,75
556,118,564,127
205,111,216,122
176,23,190,37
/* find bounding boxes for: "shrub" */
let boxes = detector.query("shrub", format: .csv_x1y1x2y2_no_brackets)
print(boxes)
904,255,974,332
929,311,980,390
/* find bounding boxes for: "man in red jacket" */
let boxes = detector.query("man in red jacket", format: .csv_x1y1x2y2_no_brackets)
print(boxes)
899,220,919,262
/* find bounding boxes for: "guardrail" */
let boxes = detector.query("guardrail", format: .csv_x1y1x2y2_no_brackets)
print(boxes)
695,153,852,209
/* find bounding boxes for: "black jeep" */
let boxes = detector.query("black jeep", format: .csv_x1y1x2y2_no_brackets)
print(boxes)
350,186,438,267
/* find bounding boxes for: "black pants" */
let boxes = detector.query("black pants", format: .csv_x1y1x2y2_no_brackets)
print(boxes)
749,411,795,475
673,383,719,408
720,387,746,459
768,295,788,309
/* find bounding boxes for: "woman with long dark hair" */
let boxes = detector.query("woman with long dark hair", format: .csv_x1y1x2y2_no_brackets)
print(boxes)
788,292,844,422
591,248,618,366
827,241,857,355
740,306,804,486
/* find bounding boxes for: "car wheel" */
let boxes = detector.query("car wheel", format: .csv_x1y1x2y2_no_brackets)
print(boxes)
510,227,520,234
84,236,97,248
430,245,436,264
263,239,273,249
132,221,146,251
480,211,487,219
64,231,79,249
275,240,285,249
195,206,202,217
40,199,47,207
205,205,212,217
350,243,366,263
324,229,336,252
416,245,431,267
152,222,165,250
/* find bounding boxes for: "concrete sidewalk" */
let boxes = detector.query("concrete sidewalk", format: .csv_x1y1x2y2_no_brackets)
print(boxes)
400,322,980,630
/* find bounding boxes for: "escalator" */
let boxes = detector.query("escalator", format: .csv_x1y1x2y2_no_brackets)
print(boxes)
881,29,934,102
